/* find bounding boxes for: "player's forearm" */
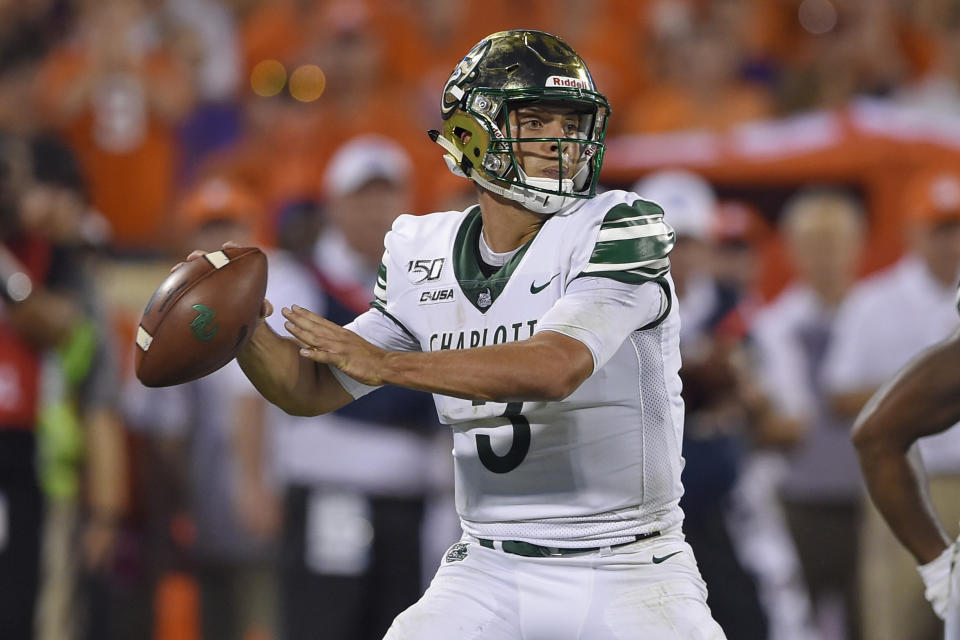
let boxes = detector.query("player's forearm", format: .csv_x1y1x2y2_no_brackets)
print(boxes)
238,322,344,416
855,442,950,564
381,333,591,402
852,331,960,563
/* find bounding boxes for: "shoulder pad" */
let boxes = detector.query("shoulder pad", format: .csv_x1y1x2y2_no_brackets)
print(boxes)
578,198,675,284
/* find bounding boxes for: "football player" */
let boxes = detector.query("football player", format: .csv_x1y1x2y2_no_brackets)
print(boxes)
215,30,725,638
853,324,960,637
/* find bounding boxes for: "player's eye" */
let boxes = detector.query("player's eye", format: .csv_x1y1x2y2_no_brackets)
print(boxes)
520,118,542,129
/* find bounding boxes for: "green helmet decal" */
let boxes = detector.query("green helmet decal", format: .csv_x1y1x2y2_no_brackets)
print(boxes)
432,30,611,215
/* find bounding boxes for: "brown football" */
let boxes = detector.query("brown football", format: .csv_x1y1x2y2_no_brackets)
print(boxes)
135,247,267,387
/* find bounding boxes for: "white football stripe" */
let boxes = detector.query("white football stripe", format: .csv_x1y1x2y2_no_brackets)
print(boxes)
597,222,671,242
600,214,660,226
136,326,154,352
204,251,230,269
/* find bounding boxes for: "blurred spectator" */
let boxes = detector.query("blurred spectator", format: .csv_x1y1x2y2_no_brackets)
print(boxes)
707,197,816,640
779,0,909,111
222,0,457,215
164,0,244,182
634,169,769,638
124,177,279,640
0,0,73,134
263,135,450,640
824,167,960,640
33,0,194,248
621,6,774,134
893,5,960,117
753,188,868,640
0,133,126,640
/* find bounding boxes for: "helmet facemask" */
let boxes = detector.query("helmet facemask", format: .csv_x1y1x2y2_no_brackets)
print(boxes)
438,89,609,215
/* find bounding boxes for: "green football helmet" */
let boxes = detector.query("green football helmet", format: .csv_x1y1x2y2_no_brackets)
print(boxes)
429,30,611,215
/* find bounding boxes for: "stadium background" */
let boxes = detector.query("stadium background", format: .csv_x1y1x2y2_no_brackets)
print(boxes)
2,0,960,639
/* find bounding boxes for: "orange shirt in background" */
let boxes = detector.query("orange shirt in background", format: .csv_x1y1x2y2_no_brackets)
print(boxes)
239,0,309,78
34,45,191,249
621,82,774,134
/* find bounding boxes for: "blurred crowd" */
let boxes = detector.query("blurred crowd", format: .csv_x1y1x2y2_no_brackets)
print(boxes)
2,0,960,639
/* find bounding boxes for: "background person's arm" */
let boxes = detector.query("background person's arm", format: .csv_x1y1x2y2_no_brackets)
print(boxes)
852,328,960,564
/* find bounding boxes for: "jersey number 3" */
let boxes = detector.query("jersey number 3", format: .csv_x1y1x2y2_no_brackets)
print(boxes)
477,403,530,473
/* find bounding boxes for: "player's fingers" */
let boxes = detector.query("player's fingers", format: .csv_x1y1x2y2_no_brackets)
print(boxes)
186,250,207,262
298,346,338,366
283,320,317,347
169,261,185,273
282,305,338,332
262,299,273,318
222,240,242,249
284,320,340,351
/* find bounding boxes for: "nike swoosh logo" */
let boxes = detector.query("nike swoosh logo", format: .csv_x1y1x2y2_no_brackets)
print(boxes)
530,274,559,294
652,551,682,564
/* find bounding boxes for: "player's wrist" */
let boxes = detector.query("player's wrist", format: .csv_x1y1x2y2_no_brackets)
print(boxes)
917,543,955,619
378,350,403,387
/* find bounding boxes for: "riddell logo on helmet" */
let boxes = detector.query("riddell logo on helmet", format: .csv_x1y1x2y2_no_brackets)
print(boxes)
546,76,589,89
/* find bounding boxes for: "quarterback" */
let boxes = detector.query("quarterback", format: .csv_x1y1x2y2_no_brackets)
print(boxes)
229,30,725,638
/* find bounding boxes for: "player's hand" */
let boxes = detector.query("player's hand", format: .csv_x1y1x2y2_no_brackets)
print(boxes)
170,240,244,272
260,298,273,319
282,304,387,386
173,241,272,322
918,542,957,619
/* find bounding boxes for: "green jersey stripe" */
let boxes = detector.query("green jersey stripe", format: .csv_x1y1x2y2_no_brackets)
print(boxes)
576,265,668,284
374,259,388,304
601,200,664,223
588,234,674,266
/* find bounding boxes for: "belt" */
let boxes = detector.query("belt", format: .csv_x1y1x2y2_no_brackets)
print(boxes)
477,530,660,558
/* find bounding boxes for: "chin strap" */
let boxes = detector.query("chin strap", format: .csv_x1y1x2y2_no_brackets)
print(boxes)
428,130,576,215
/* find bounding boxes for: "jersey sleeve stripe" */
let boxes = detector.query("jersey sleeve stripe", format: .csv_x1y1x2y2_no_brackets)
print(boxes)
588,234,674,266
578,200,674,284
597,222,672,242
582,257,669,273
580,263,670,283
599,215,663,230
373,261,388,304
601,199,664,223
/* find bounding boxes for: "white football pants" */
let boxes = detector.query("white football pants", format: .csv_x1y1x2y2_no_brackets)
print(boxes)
383,528,727,640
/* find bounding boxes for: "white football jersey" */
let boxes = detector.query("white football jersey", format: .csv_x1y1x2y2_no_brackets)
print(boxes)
341,190,686,547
